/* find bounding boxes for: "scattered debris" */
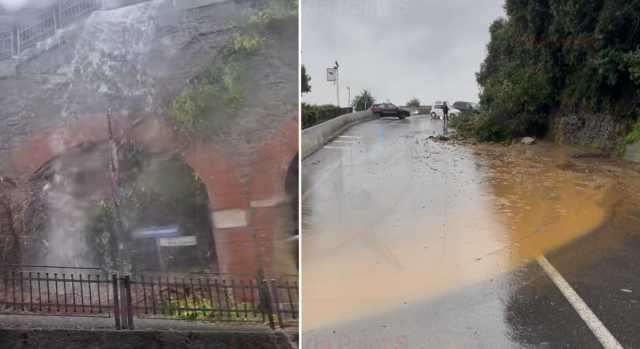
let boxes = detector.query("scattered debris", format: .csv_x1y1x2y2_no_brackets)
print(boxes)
571,152,611,159
521,137,536,145
428,135,450,142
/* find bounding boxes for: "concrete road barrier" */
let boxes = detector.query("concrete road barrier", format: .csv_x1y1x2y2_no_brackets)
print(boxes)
301,110,374,159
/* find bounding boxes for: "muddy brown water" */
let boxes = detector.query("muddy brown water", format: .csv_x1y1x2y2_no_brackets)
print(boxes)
302,118,640,332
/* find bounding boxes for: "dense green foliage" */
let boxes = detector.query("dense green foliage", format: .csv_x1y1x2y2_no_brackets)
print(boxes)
353,90,376,111
302,65,311,93
407,98,421,108
302,103,350,129
477,0,640,141
168,0,297,139
167,33,259,139
626,121,640,144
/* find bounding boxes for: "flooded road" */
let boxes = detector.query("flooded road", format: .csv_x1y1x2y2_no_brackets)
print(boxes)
302,115,640,348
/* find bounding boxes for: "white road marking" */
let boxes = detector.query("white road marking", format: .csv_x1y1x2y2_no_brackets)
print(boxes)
537,255,624,349
324,146,349,150
332,140,357,144
338,135,360,139
302,162,342,200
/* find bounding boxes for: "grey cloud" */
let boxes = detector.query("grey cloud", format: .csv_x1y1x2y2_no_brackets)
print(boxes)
302,0,505,106
0,0,54,11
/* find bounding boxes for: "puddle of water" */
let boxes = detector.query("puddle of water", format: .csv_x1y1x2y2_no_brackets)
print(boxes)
302,119,627,331
476,143,617,264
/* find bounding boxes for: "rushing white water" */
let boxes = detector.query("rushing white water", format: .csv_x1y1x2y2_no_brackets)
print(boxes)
43,165,93,267
58,0,163,118
43,2,165,267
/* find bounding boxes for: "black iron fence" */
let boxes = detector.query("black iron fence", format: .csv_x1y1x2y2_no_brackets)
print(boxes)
0,265,114,318
0,265,298,330
0,31,13,60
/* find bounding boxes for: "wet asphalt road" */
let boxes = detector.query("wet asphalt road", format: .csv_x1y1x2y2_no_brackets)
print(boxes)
302,115,640,348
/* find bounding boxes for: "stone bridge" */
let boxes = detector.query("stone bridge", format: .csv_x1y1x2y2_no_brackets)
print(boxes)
8,112,298,278
0,0,298,278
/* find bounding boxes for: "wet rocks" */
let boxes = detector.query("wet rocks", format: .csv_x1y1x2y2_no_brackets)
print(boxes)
521,137,536,145
430,135,450,142
550,111,632,151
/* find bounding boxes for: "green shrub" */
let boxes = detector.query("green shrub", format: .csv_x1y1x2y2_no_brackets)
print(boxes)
168,84,242,138
472,114,509,142
159,298,263,322
448,111,477,135
625,121,640,144
301,103,318,129
168,33,257,139
477,0,640,142
302,104,346,129
226,34,263,57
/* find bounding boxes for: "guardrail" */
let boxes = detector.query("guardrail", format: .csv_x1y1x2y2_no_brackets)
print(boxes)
0,0,103,60
0,265,298,330
302,110,374,159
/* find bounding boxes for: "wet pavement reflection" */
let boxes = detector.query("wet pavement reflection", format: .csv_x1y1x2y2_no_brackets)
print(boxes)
302,115,640,347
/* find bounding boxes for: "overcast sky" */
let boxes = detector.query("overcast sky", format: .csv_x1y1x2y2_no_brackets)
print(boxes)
0,0,53,11
0,0,29,11
302,0,505,106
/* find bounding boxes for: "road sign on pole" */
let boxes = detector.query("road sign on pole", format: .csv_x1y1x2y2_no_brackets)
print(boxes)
328,61,340,107
327,68,337,81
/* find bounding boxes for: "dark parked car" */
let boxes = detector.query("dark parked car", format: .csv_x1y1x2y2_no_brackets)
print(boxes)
371,103,410,119
452,101,479,113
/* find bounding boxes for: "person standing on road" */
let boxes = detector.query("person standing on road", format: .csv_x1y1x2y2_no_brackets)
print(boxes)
442,101,449,135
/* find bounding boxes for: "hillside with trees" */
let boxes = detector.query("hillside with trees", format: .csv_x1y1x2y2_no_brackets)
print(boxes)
474,0,640,152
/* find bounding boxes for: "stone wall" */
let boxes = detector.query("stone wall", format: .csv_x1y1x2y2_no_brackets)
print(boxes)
0,328,293,349
301,110,373,159
624,141,640,162
549,110,633,152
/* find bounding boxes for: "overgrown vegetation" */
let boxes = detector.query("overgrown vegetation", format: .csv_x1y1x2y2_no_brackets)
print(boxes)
301,88,376,128
302,103,350,129
167,35,257,139
0,176,21,265
475,0,640,142
167,0,297,139
159,298,263,322
625,121,640,144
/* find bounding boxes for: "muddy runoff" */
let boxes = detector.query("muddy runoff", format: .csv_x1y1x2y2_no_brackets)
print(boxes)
302,136,640,330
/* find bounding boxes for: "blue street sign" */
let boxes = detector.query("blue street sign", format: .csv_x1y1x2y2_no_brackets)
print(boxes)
132,225,179,239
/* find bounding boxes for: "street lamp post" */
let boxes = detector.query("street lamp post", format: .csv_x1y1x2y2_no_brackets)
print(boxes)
347,86,351,111
334,61,340,107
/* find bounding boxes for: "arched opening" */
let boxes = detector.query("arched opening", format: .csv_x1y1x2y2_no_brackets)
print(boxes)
23,141,217,273
284,154,299,270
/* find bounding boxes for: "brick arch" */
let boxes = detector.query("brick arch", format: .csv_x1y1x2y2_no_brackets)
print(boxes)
249,115,299,276
10,114,257,277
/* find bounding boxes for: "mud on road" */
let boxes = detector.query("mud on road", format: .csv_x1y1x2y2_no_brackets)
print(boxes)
302,116,640,347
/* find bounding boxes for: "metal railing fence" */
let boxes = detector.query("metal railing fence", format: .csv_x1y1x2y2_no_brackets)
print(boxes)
0,265,298,330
